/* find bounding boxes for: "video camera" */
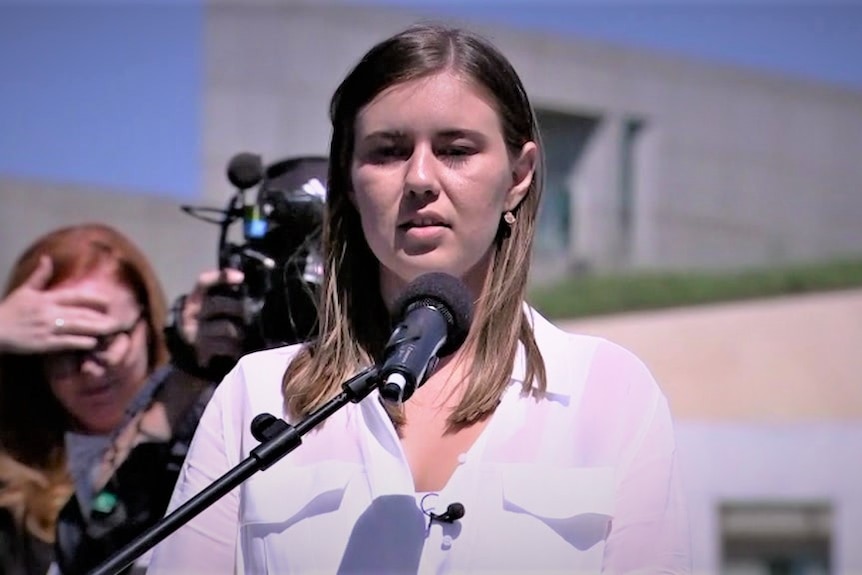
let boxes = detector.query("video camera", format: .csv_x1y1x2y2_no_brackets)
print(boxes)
182,152,328,350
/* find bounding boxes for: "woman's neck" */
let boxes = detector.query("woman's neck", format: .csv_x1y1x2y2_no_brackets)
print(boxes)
403,348,471,411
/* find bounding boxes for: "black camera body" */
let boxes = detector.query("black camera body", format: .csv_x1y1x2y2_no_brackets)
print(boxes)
184,153,328,357
233,155,327,348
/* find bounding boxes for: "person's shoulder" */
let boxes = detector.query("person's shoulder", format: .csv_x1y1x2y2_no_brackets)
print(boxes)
235,342,305,372
216,343,306,408
525,305,609,366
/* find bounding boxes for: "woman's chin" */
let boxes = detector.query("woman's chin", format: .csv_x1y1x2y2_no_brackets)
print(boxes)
73,406,125,435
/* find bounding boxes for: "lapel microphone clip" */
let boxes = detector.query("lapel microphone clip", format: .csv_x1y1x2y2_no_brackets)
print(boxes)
420,493,466,528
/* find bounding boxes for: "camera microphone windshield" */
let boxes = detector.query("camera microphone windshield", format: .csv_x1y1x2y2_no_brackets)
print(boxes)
227,152,264,190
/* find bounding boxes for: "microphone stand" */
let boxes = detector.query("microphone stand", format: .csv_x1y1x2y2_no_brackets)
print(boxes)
89,366,383,575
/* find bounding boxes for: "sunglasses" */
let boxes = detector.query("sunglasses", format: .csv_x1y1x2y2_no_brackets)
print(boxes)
45,313,145,376
92,313,144,354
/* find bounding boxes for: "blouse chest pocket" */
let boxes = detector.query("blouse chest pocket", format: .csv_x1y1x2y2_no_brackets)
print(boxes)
499,463,615,552
240,460,359,528
238,461,363,575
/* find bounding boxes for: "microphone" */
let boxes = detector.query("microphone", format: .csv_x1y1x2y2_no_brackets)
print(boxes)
420,493,466,524
379,273,473,403
226,152,264,190
430,502,465,523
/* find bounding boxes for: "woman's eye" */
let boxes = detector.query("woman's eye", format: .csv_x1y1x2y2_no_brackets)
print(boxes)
444,142,475,155
381,144,410,157
367,145,408,163
439,146,474,162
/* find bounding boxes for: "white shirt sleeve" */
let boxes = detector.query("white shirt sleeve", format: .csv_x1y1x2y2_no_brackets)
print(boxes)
146,365,244,575
585,341,691,573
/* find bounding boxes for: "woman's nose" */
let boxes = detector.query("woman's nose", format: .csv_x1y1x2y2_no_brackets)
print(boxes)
79,338,127,375
404,145,439,197
79,355,107,378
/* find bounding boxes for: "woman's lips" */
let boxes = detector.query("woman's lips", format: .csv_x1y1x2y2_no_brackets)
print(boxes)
78,381,116,403
401,224,448,242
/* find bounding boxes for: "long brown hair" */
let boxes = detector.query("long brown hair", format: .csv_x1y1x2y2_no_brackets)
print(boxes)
0,223,168,542
282,23,547,427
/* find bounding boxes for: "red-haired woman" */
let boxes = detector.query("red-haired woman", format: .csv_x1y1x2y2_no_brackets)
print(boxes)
0,223,216,575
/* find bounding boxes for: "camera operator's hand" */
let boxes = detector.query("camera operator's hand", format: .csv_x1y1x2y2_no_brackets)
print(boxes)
0,255,123,354
168,269,247,382
180,269,245,345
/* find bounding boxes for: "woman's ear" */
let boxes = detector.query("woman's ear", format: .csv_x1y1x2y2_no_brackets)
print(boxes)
505,141,537,212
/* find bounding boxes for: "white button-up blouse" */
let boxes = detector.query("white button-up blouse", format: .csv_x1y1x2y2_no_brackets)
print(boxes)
147,308,690,574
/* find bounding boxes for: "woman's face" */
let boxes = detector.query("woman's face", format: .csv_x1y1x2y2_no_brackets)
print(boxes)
42,269,149,434
350,70,536,302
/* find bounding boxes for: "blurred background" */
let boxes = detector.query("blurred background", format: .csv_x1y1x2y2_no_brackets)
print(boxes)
1,1,860,572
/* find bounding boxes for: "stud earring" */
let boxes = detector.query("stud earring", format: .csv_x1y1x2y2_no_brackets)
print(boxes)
503,211,516,226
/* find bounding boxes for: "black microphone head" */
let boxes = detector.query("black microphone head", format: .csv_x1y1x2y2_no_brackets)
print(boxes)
445,502,465,521
227,152,264,190
393,272,473,356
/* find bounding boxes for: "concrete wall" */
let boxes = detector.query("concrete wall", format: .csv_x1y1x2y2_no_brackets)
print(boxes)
678,423,862,574
0,177,218,301
558,289,862,421
560,290,862,573
496,21,862,270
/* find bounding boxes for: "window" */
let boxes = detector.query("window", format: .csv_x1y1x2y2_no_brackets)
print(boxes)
721,502,832,575
619,118,644,258
533,108,598,259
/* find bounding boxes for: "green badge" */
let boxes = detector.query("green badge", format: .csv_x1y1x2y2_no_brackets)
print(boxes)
92,490,118,514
